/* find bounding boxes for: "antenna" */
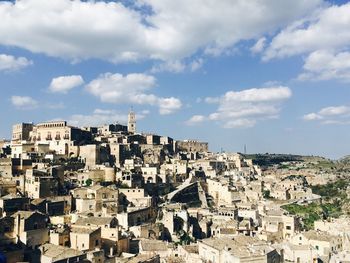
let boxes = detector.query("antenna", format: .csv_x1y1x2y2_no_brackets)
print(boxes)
244,144,247,154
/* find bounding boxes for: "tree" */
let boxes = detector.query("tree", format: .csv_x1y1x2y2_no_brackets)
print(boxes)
85,179,93,186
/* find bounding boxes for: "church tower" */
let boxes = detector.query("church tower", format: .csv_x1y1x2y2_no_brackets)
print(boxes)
128,109,136,134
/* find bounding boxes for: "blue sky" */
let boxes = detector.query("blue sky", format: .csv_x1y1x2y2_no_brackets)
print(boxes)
1,0,350,159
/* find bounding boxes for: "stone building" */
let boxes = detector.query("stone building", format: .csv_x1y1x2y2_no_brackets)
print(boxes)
39,243,86,263
24,169,58,199
70,227,101,251
28,121,91,156
98,123,127,136
198,236,281,263
12,211,49,248
11,123,34,142
176,140,208,153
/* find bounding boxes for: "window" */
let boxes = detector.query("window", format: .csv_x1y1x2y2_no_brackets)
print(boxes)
46,132,52,140
55,132,61,140
286,226,291,230
315,245,319,250
95,240,99,246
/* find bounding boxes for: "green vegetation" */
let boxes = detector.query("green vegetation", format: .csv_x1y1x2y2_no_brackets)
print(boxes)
281,202,342,230
282,178,350,230
175,231,195,245
283,175,308,186
263,190,271,199
311,179,349,200
307,159,337,171
85,178,92,186
116,180,130,188
242,154,304,167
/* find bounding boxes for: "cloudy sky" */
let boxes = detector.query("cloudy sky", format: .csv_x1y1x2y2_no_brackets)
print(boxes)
1,0,350,158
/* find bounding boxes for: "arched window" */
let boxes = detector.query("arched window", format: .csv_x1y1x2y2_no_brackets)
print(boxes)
55,131,61,140
64,130,70,140
46,132,52,140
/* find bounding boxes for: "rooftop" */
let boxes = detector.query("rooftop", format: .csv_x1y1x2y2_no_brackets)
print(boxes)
75,216,117,226
40,243,84,261
200,236,274,258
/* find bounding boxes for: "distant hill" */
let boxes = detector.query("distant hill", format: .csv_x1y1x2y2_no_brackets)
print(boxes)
338,155,350,164
242,153,330,167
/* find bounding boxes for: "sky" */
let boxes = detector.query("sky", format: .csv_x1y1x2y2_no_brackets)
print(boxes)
1,0,350,159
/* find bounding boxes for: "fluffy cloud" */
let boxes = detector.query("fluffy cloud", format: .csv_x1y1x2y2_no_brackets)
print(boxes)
185,115,206,126
158,98,182,115
188,86,291,128
223,119,256,129
150,61,186,74
250,37,266,54
303,105,350,124
260,3,350,82
264,3,350,60
298,50,350,82
68,108,149,127
11,95,38,109
0,54,32,71
303,113,323,121
0,0,321,63
150,58,204,73
49,75,84,93
86,73,182,115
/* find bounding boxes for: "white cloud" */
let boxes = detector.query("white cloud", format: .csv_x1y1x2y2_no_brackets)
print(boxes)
158,97,182,115
303,105,350,124
151,58,204,73
190,58,204,72
185,115,206,126
303,113,323,121
0,54,32,71
319,106,350,116
298,50,350,82
0,0,321,63
321,120,350,125
11,95,38,109
264,3,350,60
68,108,148,127
193,86,291,128
86,73,182,115
224,119,256,129
49,75,84,93
150,60,186,73
251,37,266,54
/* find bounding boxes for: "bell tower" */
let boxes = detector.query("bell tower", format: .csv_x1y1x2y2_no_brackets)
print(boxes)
128,109,136,134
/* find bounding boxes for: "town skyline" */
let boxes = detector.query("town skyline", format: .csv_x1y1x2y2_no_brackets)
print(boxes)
1,1,350,262
1,0,350,158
